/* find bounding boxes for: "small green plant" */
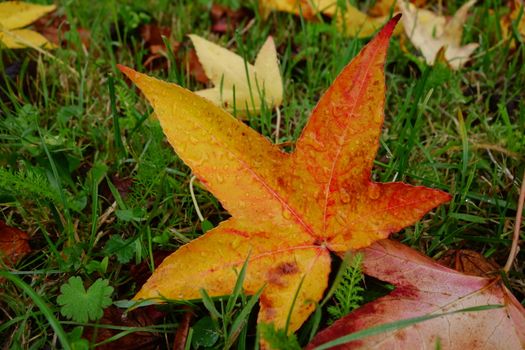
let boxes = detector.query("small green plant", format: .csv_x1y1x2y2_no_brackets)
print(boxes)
57,277,114,323
103,234,137,264
327,253,364,323
194,255,264,349
259,323,302,350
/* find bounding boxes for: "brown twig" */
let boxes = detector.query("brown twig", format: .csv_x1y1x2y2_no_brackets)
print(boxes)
503,170,525,272
173,307,194,350
447,143,521,159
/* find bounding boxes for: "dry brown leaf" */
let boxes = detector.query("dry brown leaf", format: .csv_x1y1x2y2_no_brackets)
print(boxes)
0,220,31,267
82,306,165,349
33,13,91,49
210,4,252,34
399,0,479,69
500,0,525,48
437,249,500,277
139,23,180,71
186,48,209,84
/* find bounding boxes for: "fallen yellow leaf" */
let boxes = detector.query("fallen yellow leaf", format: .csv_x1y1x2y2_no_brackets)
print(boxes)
368,0,426,17
399,0,478,69
0,1,56,49
330,2,402,38
191,35,283,117
261,0,402,38
0,28,53,49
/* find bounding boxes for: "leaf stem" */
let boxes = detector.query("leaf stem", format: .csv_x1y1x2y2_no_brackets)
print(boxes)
274,106,281,144
503,170,525,272
189,175,205,222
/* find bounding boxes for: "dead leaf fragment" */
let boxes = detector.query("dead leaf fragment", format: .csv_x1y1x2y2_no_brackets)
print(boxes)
0,1,56,49
118,16,450,342
139,23,180,71
500,0,525,47
0,220,31,266
309,239,525,349
190,34,283,117
210,4,252,34
437,249,500,277
399,0,479,69
186,49,209,84
82,306,164,350
33,13,91,49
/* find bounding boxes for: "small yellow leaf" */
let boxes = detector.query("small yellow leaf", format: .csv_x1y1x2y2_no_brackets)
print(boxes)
190,35,283,117
260,0,402,38
0,28,55,49
332,2,402,38
0,1,56,30
0,1,56,49
399,0,478,69
368,0,427,17
258,0,316,19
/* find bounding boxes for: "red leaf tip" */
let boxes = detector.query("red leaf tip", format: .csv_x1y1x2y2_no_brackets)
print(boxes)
379,13,402,39
116,64,136,80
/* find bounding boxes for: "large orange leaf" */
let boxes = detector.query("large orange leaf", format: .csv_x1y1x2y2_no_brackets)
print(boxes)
308,239,525,349
118,15,450,337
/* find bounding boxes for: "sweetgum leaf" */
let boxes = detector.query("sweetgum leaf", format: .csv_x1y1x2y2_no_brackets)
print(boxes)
57,277,114,323
308,240,525,349
118,15,450,342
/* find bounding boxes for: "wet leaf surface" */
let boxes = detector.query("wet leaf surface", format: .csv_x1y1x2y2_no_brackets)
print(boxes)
308,239,525,349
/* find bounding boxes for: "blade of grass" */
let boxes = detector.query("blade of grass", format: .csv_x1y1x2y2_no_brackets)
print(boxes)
312,305,503,350
0,271,72,350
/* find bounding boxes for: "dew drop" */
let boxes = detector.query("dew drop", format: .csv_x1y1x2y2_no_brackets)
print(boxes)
340,188,351,204
231,239,241,249
368,183,381,200
189,135,199,144
282,209,292,220
335,211,348,226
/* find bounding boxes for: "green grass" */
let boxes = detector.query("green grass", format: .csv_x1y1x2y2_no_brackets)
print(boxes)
1,0,524,348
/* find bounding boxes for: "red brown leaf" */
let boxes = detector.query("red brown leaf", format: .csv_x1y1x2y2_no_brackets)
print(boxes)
0,220,31,266
185,48,209,84
139,23,180,71
83,306,165,350
33,13,91,48
437,249,500,277
209,4,252,34
308,239,525,349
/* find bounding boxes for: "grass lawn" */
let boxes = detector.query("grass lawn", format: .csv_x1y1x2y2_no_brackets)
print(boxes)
1,0,524,348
